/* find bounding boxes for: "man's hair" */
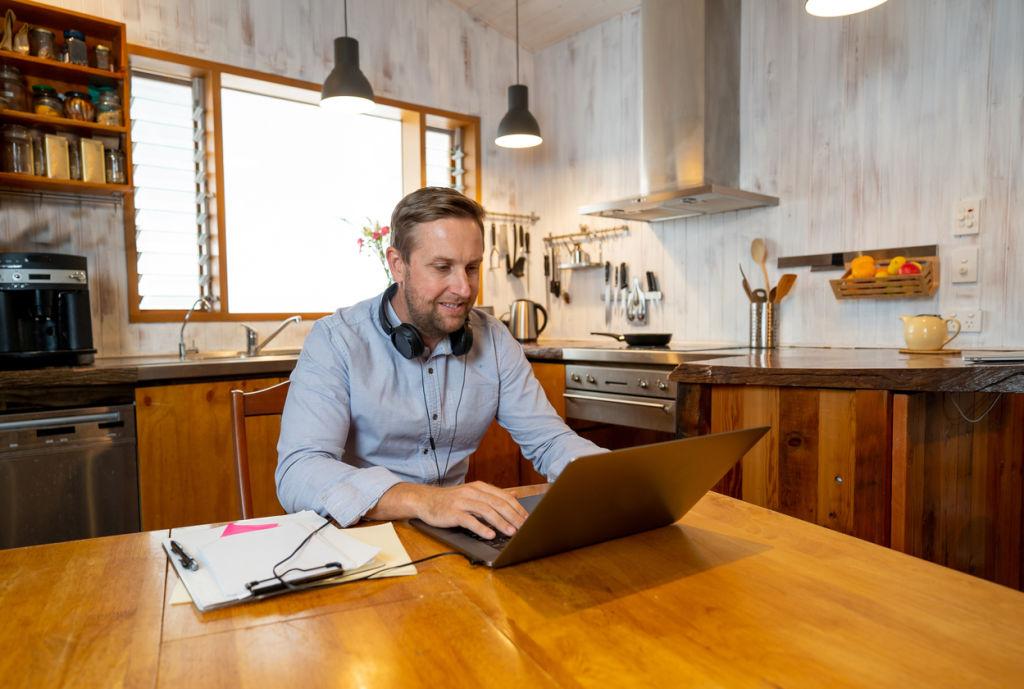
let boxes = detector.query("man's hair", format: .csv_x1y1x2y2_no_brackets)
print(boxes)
389,187,486,261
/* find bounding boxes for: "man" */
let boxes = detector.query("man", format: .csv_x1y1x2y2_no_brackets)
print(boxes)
276,187,604,539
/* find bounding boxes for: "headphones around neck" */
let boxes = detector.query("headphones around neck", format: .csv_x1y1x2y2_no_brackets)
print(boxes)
378,282,473,359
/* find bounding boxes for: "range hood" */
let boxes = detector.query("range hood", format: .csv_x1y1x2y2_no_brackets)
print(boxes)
579,0,778,223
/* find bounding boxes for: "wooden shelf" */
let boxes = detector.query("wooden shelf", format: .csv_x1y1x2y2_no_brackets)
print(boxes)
0,108,126,134
0,50,124,85
0,172,130,196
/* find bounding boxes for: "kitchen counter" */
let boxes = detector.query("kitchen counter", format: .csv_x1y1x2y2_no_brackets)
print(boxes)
669,347,1024,393
521,339,747,365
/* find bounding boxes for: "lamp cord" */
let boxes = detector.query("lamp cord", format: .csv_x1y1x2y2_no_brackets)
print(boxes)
344,0,348,37
515,0,520,84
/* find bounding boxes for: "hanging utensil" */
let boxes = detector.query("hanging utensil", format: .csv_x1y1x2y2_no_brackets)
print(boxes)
511,224,526,278
751,238,770,293
489,223,499,270
524,230,531,289
619,262,628,308
604,261,612,324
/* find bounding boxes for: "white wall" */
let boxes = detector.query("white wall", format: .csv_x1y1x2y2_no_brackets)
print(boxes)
489,0,1024,348
0,0,533,356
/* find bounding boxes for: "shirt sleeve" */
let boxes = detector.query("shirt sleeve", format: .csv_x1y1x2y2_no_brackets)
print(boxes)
490,323,607,480
275,320,403,526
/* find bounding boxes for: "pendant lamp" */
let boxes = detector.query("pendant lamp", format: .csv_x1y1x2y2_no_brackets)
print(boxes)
321,0,375,114
495,0,542,148
805,0,889,17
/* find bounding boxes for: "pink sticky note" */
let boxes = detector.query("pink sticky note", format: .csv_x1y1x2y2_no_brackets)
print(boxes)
221,522,279,537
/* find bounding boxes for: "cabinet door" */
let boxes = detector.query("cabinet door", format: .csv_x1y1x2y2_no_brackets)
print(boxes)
711,385,891,545
136,377,286,530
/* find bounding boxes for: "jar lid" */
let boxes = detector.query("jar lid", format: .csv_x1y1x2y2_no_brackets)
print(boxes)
63,29,86,40
64,91,92,101
29,26,55,36
31,84,60,96
95,44,110,53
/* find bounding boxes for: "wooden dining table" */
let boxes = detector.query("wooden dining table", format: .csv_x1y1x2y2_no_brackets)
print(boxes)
2,489,1023,689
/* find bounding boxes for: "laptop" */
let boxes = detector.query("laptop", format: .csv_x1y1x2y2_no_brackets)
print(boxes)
962,351,1024,363
411,426,769,568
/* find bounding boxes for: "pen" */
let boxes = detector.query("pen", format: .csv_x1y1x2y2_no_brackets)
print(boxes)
170,539,199,571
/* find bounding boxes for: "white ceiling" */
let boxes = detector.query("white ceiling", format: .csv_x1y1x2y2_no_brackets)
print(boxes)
448,0,640,52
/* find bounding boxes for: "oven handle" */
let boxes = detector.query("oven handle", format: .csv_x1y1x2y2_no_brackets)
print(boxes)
563,392,670,413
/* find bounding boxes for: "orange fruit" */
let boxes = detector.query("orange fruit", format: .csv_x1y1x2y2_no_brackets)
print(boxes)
850,255,876,279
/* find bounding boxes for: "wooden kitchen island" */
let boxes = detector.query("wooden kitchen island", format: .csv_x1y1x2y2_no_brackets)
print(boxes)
670,348,1024,590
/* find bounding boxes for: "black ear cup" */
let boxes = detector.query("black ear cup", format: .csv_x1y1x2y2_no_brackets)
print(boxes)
379,283,473,359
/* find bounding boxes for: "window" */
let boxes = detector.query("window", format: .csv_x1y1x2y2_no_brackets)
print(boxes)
130,74,210,311
125,47,481,322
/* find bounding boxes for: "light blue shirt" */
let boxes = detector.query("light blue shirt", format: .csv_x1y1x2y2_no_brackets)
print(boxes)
276,291,604,526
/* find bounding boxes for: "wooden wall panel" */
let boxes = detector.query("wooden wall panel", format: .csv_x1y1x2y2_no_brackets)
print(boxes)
515,0,1024,350
893,392,1024,588
710,385,779,509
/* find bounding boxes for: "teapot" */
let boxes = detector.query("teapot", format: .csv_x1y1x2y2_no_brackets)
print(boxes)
900,314,961,351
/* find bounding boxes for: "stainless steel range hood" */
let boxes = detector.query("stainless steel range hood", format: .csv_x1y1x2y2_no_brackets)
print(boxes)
579,0,778,223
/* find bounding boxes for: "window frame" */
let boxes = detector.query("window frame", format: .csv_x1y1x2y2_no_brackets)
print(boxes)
125,45,482,323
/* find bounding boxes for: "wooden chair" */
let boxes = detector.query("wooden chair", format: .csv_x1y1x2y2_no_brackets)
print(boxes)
230,379,290,519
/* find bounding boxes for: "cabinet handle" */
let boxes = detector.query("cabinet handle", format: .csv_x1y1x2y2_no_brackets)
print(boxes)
563,392,669,413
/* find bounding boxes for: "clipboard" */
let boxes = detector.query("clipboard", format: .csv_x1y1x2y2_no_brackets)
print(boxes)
164,511,382,612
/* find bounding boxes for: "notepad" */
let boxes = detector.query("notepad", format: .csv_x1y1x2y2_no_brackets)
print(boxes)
164,511,389,611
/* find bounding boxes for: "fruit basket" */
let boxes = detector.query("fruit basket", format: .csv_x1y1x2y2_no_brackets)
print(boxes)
830,256,939,300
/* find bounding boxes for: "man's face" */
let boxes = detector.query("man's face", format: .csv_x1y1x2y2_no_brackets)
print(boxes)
386,216,483,347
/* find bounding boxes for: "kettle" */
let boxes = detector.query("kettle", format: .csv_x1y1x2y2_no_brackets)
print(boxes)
502,299,548,342
900,314,961,351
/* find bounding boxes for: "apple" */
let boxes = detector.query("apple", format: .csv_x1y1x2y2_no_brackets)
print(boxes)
898,262,922,275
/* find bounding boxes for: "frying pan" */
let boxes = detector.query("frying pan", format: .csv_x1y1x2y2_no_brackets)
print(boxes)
591,331,673,347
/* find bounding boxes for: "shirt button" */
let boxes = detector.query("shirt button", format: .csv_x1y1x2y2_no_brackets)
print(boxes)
422,448,428,454
432,413,437,420
428,367,434,374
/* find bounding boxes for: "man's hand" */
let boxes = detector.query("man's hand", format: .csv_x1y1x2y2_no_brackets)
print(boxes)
366,481,529,539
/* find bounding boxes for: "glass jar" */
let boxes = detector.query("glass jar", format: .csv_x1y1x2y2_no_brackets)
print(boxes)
1,124,32,174
95,88,122,126
104,147,125,184
28,27,56,59
64,29,88,66
60,131,83,180
64,91,95,121
28,128,46,176
0,63,29,112
32,84,64,117
94,44,112,71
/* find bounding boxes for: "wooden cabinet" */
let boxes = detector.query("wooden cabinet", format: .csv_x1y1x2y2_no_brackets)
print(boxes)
135,376,286,530
466,361,564,488
708,385,892,546
0,1,132,196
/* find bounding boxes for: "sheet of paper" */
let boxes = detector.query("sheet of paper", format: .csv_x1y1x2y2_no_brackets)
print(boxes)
168,519,416,606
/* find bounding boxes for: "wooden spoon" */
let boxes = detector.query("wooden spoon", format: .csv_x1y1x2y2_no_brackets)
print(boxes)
751,238,770,293
774,273,797,302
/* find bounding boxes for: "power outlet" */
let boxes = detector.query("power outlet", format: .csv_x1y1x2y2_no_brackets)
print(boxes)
955,197,981,235
960,309,982,333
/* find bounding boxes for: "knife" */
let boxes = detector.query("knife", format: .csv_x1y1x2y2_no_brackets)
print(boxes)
619,262,628,307
604,261,612,324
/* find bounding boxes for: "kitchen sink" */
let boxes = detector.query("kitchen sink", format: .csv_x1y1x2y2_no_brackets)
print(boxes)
180,348,302,361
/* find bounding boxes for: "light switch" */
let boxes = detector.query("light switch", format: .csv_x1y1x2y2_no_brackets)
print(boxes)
950,246,978,283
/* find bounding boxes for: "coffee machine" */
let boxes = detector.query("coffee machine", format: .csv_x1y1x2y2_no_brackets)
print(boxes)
0,253,96,368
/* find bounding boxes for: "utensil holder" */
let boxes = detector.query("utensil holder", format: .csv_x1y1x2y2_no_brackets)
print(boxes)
749,302,777,349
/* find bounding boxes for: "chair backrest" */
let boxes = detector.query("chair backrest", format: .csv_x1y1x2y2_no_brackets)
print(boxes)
230,379,290,519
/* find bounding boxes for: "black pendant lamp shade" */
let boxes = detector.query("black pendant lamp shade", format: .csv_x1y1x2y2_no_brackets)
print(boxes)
320,1,374,114
495,84,542,148
495,0,542,148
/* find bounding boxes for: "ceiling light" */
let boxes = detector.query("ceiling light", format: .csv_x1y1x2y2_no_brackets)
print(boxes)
321,0,374,114
805,0,889,17
495,0,542,149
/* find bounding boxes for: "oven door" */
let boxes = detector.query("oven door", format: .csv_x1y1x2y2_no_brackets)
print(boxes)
564,390,677,433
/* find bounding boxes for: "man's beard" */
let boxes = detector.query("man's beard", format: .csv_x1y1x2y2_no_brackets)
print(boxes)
401,281,466,343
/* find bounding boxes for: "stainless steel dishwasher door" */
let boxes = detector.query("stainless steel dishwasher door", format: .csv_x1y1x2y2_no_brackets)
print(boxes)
0,404,140,549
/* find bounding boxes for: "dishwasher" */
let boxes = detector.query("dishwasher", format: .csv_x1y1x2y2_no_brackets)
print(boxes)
0,404,140,549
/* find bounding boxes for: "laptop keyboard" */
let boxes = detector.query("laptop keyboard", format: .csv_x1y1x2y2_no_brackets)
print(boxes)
457,527,512,549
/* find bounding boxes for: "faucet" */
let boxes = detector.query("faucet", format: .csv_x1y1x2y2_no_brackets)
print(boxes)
178,296,214,359
241,315,302,357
